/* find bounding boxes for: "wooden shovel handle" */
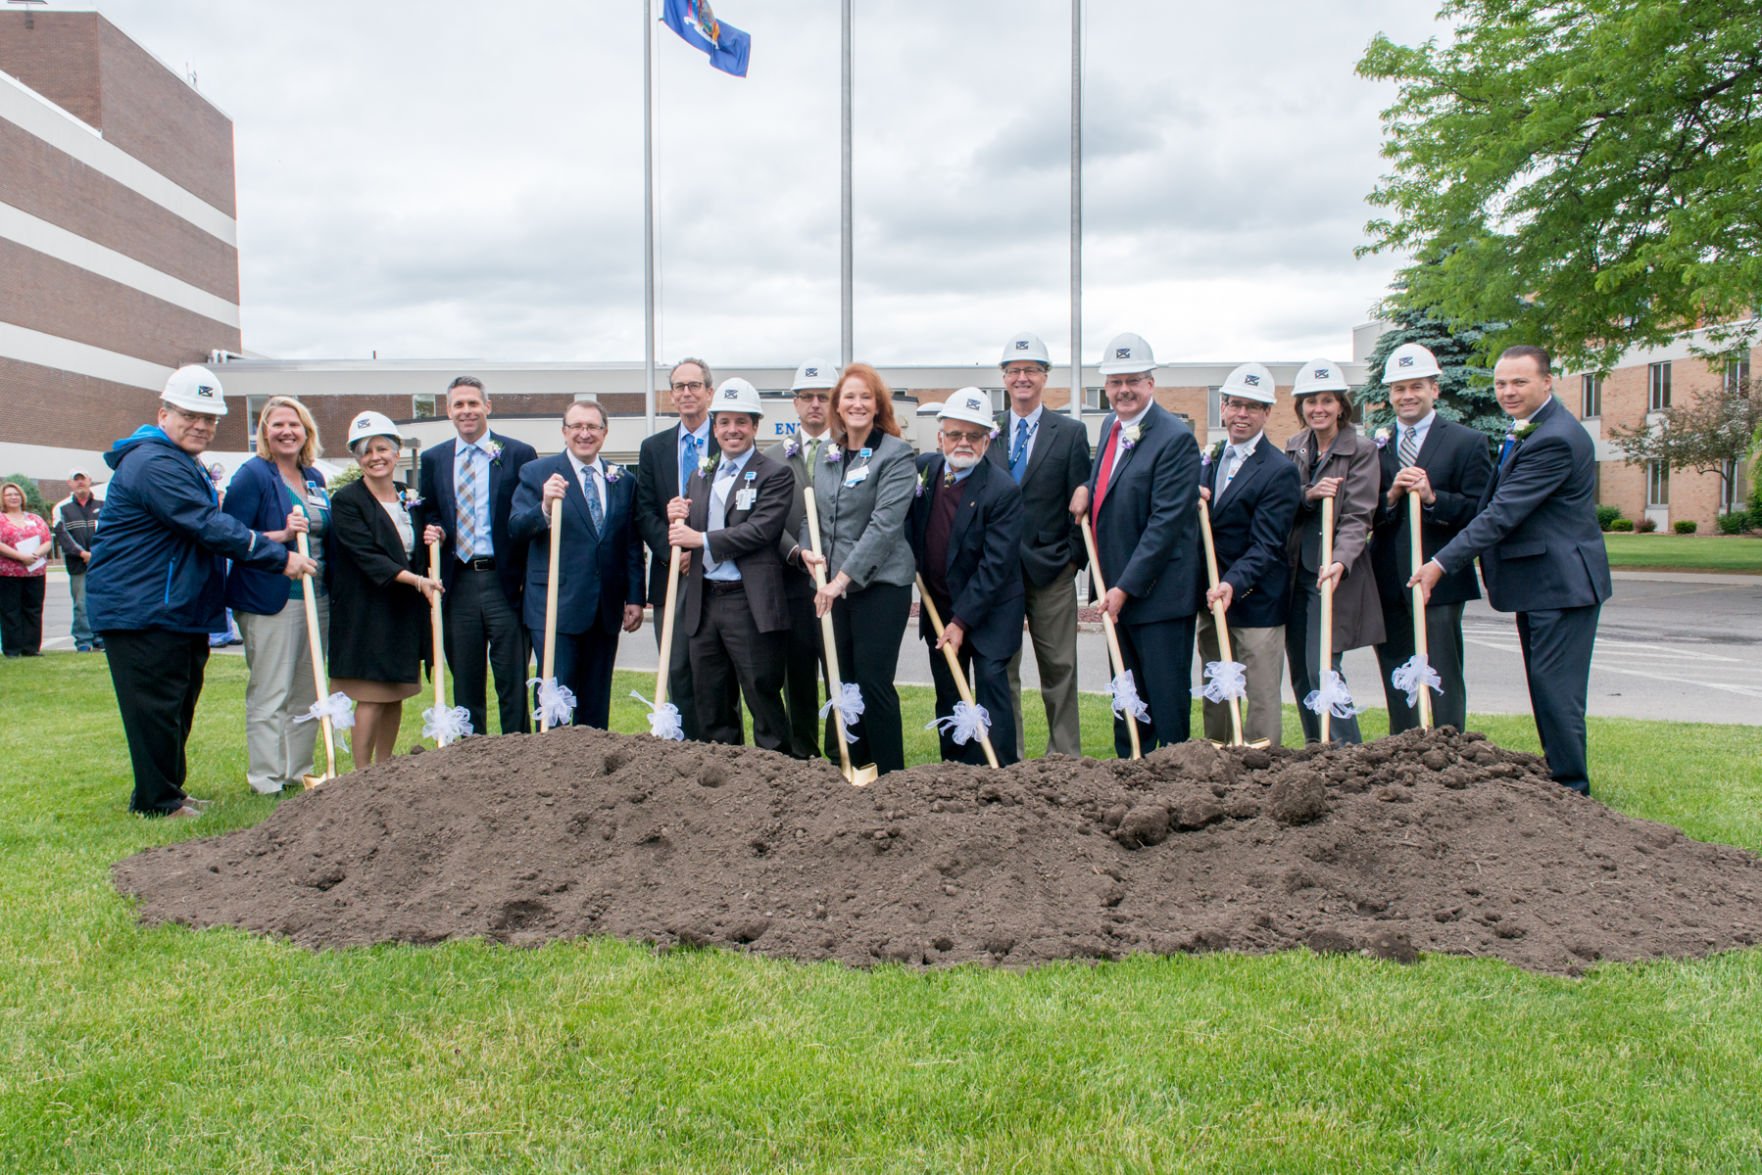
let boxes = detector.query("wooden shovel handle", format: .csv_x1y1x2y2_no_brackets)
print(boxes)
914,575,1000,769
1079,516,1142,760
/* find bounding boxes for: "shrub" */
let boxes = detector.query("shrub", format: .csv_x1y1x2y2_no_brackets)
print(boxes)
1639,517,1659,533
1716,512,1748,535
1673,520,1698,535
1596,504,1624,531
1609,518,1636,532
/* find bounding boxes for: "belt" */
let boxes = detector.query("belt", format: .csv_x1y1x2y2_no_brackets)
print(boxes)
707,580,746,595
459,556,496,571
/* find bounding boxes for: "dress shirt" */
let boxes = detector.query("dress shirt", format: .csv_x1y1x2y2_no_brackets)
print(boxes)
567,452,608,519
1007,404,1044,472
1217,430,1264,492
677,420,712,495
1396,410,1437,466
702,447,755,581
454,436,494,558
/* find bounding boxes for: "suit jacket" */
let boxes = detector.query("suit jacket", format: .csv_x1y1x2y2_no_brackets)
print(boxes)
220,455,328,615
327,478,429,684
804,430,919,591
678,448,794,636
507,455,645,637
416,430,537,605
1087,402,1202,624
984,407,1091,587
1197,437,1301,629
1371,415,1492,611
635,422,722,609
765,433,824,601
1434,395,1613,613
909,454,1026,660
1285,424,1385,651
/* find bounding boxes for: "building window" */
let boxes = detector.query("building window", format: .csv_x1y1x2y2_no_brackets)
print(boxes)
244,395,272,429
412,394,439,419
1207,387,1223,430
1726,354,1751,396
1580,374,1602,418
1648,361,1672,411
1083,386,1107,411
1646,461,1670,507
984,388,1007,413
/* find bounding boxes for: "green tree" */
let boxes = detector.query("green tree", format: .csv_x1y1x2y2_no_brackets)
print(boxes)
1356,310,1507,444
1357,0,1762,373
1606,378,1762,511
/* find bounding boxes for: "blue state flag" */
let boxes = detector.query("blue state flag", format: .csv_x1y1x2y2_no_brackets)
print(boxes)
661,0,751,78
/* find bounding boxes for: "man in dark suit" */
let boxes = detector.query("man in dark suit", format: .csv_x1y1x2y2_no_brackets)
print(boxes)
507,400,645,729
1196,363,1301,745
665,379,796,751
417,376,537,737
635,357,727,741
1372,342,1494,734
766,360,838,758
1415,345,1613,794
1072,332,1204,755
984,331,1090,759
913,388,1027,766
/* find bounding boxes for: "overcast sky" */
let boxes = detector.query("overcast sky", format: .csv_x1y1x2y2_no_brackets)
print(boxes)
85,0,1444,367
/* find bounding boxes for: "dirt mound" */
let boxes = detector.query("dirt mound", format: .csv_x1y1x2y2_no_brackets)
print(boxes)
113,728,1762,974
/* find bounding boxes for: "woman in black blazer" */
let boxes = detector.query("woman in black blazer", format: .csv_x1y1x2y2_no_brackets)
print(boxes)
329,413,444,767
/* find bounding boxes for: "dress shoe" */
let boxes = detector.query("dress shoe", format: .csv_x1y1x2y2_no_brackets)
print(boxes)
180,795,214,809
165,805,204,820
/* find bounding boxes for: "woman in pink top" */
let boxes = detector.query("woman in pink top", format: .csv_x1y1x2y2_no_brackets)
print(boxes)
0,481,53,657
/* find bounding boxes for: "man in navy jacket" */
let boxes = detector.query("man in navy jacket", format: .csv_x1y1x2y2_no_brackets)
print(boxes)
87,367,315,818
1415,345,1612,793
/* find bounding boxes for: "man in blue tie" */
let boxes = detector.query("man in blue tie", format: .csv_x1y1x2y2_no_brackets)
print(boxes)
983,331,1091,759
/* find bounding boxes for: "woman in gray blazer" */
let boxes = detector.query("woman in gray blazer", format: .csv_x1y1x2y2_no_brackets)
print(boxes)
799,363,918,774
1284,370,1385,745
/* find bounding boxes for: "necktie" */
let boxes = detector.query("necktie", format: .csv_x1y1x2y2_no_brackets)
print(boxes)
1399,425,1419,468
1497,434,1516,468
1221,445,1245,493
582,466,603,532
1009,418,1034,484
680,433,701,496
805,437,819,468
455,445,480,559
1091,420,1122,527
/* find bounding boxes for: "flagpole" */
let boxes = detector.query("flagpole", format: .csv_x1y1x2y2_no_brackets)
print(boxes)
643,0,657,435
1068,0,1083,425
840,0,853,368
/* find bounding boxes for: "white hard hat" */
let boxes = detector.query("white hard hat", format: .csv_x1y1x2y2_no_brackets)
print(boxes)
161,365,227,416
346,411,402,451
1292,358,1351,397
1001,332,1050,368
938,387,995,429
1098,332,1157,376
711,377,765,418
68,466,92,480
791,360,836,391
1219,362,1277,405
1383,342,1442,382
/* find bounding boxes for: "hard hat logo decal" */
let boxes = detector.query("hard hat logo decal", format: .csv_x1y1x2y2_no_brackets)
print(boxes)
1399,356,1413,367
805,367,818,376
1243,374,1261,386
1115,347,1131,359
1015,340,1029,350
196,384,215,398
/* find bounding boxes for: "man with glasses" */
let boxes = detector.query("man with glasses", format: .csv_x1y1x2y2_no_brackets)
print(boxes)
1070,333,1203,754
419,376,538,738
984,332,1091,760
767,360,838,757
87,366,317,819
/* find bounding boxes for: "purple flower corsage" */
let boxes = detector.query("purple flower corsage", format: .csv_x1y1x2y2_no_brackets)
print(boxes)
1374,427,1392,449
603,463,624,483
784,436,802,460
825,444,843,465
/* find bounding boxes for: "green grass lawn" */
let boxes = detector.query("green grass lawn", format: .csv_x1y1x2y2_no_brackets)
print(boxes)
1603,531,1762,572
4,654,1762,1172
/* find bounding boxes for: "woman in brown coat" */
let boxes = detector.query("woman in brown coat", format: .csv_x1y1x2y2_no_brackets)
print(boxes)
1284,361,1384,744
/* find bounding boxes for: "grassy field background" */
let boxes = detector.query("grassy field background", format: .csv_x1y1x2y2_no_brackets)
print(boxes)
4,654,1761,1171
1602,532,1762,572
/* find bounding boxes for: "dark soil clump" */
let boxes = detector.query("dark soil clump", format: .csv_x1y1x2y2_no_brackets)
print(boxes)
113,727,1762,975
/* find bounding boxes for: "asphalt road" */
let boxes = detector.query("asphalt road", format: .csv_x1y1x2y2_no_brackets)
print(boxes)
35,569,1760,726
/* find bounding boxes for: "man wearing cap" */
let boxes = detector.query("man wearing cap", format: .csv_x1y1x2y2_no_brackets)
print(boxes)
912,388,1026,765
1071,333,1203,754
636,357,728,741
418,376,538,737
54,467,103,653
984,332,1091,759
508,400,645,729
86,367,317,819
1196,363,1301,745
1413,345,1611,794
1371,342,1493,734
665,379,797,750
767,360,838,757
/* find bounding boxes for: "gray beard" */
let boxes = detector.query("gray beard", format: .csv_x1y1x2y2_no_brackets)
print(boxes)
945,452,981,471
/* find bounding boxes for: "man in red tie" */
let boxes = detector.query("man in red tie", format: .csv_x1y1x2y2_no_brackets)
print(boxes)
1070,332,1204,756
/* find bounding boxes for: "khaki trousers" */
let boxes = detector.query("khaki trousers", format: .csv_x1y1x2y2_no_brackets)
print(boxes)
1005,565,1082,759
1196,614,1285,746
238,596,329,794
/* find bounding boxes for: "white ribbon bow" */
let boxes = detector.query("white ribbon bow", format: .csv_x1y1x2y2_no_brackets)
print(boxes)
1303,670,1366,720
529,676,578,728
1192,659,1248,704
629,691,685,741
818,681,866,743
422,703,474,746
294,691,357,731
927,700,990,746
1390,654,1444,708
1108,671,1150,723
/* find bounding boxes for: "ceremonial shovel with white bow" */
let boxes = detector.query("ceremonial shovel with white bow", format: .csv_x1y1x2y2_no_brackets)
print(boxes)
292,530,352,787
1194,497,1267,749
1389,489,1443,729
1079,516,1144,760
531,503,576,732
913,574,1000,769
802,486,877,786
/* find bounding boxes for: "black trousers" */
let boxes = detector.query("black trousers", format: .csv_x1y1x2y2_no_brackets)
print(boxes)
0,575,45,654
531,625,618,730
924,623,1019,767
444,568,530,736
1518,604,1601,795
102,628,209,815
690,583,790,751
826,581,911,775
1113,613,1196,757
779,587,826,758
652,577,740,744
1376,600,1467,733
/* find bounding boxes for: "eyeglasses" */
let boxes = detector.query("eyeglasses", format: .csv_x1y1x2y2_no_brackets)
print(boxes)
166,406,220,426
941,428,989,444
1106,375,1154,389
671,381,707,394
1002,365,1047,379
794,391,830,402
563,422,606,434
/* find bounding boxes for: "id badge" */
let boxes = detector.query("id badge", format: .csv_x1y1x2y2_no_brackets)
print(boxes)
305,481,332,510
735,488,757,511
843,465,871,488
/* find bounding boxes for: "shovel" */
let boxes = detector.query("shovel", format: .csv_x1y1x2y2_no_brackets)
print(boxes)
1079,516,1143,760
295,530,338,788
803,486,878,786
1408,490,1435,731
533,505,573,731
914,575,1000,769
1319,497,1335,744
1196,498,1266,749
421,539,472,745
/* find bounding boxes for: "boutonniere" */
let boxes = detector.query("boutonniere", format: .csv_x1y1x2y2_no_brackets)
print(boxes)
1121,423,1142,452
988,425,1000,442
915,468,929,498
1374,427,1392,450
825,444,843,465
698,452,720,479
603,462,624,483
783,435,802,460
484,438,504,466
1202,441,1224,467
397,487,422,510
1510,420,1540,443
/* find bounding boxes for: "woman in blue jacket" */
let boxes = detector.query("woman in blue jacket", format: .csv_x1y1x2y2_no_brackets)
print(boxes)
222,397,328,795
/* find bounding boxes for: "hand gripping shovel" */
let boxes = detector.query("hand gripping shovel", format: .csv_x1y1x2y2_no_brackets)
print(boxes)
292,530,350,787
531,506,576,731
914,574,1000,768
803,486,878,786
1079,516,1144,760
1194,498,1266,749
